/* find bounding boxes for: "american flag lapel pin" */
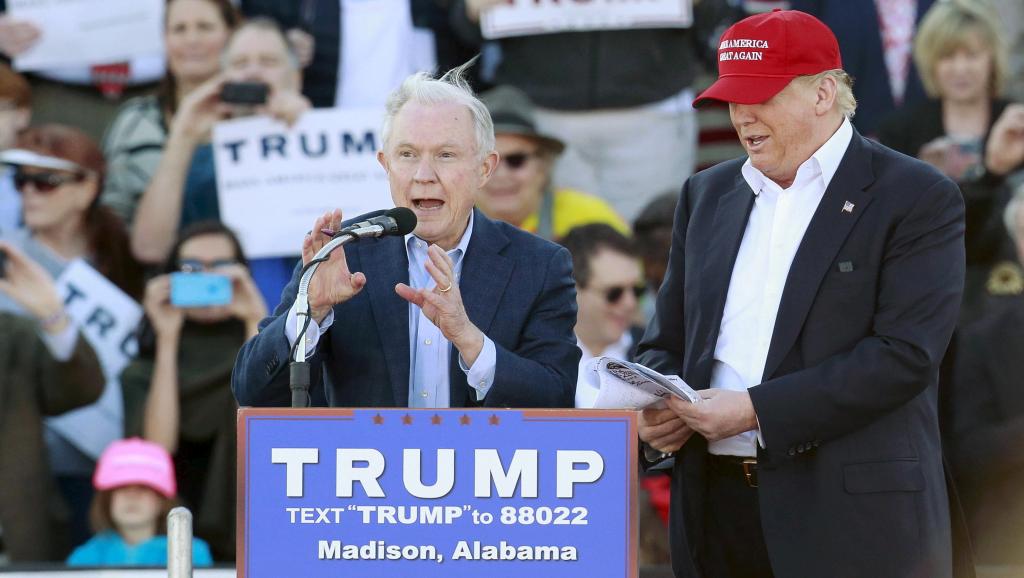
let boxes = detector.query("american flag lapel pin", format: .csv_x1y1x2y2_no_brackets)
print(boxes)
842,201,855,214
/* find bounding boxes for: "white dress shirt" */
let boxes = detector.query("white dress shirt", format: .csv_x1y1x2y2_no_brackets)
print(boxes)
709,117,853,457
574,331,633,408
286,213,497,406
335,0,436,107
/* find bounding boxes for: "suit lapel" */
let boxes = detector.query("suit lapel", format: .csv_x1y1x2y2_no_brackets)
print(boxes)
449,210,512,405
762,133,876,380
359,236,411,406
696,177,756,385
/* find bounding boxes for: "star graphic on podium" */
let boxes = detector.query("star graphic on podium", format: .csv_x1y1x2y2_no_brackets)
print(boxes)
372,413,384,425
402,414,413,425
488,414,500,426
459,414,471,426
431,414,442,425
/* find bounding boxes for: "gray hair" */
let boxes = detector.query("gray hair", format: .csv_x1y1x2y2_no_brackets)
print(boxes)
381,59,495,158
1004,183,1024,242
797,69,858,119
222,17,300,71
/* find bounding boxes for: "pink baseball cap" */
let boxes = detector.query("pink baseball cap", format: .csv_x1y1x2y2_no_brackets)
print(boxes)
694,9,843,106
93,438,177,498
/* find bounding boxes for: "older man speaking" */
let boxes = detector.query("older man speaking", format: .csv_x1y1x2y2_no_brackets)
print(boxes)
233,64,580,409
637,10,965,578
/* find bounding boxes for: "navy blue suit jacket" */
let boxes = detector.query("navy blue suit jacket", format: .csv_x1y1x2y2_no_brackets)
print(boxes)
637,131,965,577
232,209,580,408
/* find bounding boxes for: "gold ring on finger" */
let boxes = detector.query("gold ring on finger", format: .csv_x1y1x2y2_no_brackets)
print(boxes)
438,282,453,293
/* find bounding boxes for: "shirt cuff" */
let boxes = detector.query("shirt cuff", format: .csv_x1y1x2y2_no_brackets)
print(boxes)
39,324,78,362
755,415,766,449
643,443,671,463
285,304,334,356
459,336,496,400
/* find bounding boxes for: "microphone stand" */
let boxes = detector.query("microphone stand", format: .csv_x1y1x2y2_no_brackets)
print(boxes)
290,224,386,408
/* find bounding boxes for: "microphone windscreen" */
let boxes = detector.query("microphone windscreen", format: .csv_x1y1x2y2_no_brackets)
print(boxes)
388,207,418,236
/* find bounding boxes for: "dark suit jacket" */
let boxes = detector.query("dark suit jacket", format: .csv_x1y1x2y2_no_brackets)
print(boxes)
790,0,934,136
637,131,965,577
0,315,104,561
950,296,1024,565
233,209,580,408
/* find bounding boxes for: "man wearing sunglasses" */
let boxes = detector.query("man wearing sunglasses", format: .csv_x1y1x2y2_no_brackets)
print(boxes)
476,86,628,242
561,224,645,409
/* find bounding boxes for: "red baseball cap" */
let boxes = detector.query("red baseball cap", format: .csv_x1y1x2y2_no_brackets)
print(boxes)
694,9,843,107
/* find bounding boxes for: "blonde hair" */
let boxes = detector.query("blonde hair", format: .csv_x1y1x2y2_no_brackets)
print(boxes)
382,59,495,159
914,0,1006,98
797,69,858,119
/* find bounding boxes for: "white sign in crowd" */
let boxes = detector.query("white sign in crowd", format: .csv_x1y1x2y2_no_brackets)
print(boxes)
481,0,693,39
8,0,165,71
213,108,392,259
52,260,143,460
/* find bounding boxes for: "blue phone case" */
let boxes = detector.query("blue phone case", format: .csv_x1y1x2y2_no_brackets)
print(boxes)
170,272,233,308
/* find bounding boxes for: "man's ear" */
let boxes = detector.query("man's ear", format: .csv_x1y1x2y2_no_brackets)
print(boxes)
377,149,388,172
814,75,838,116
479,150,499,187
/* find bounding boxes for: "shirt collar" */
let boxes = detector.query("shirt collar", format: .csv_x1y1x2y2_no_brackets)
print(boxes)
741,116,853,195
404,209,475,260
576,329,634,360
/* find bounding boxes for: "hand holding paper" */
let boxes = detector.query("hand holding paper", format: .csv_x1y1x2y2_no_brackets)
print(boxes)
583,357,701,409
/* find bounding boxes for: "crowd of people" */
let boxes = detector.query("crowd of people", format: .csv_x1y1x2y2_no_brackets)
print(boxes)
0,0,1022,572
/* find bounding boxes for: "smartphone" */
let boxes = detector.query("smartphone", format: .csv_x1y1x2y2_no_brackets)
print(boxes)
170,272,233,308
0,249,6,278
220,82,269,106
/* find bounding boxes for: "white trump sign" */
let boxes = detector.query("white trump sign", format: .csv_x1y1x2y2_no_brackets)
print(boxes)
481,0,692,39
9,0,164,70
51,260,143,459
213,109,392,259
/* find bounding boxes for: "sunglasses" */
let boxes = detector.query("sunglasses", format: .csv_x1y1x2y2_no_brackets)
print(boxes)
600,284,647,304
178,258,239,273
501,152,537,170
13,170,85,194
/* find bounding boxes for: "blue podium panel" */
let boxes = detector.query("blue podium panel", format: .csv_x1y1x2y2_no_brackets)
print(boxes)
238,408,638,578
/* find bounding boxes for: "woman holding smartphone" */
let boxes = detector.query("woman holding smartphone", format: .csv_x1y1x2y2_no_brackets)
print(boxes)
120,220,266,561
100,0,240,227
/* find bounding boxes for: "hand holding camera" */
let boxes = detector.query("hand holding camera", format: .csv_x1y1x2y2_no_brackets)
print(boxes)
220,263,268,331
144,275,186,340
0,242,67,332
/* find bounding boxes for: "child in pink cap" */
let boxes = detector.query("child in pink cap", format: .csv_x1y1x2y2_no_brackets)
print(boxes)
67,438,213,566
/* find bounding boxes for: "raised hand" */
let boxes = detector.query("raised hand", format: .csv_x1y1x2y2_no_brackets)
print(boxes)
303,209,366,322
221,264,268,331
986,104,1024,176
0,242,64,328
170,75,229,144
395,244,484,365
0,16,41,57
142,275,185,339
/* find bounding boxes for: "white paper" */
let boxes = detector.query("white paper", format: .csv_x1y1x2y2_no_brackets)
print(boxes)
10,0,164,71
482,0,692,39
50,260,143,459
586,357,701,409
213,108,392,259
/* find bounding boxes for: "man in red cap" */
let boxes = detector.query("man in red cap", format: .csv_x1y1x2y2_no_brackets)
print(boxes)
636,9,964,578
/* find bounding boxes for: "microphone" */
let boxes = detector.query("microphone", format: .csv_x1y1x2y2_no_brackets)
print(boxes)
334,207,417,239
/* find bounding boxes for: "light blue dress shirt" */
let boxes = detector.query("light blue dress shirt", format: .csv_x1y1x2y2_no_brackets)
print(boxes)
287,213,497,406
